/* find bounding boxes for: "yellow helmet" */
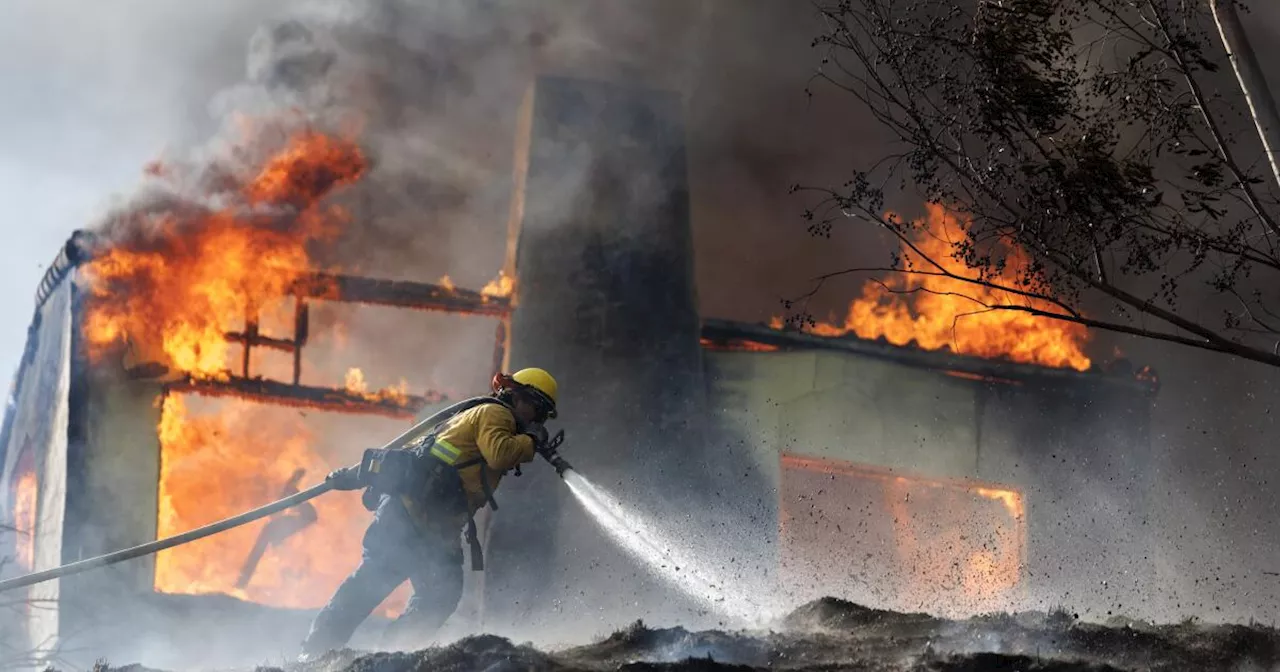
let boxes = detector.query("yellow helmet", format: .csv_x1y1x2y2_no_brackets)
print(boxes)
509,367,558,417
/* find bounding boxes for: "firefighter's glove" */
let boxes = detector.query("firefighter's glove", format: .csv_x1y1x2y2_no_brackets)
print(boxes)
325,465,363,491
524,422,551,454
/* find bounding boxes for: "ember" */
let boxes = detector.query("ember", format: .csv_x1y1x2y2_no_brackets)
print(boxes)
776,204,1091,371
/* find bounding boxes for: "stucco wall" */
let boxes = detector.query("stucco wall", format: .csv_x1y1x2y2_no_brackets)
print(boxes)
704,349,997,488
72,375,163,595
0,275,75,663
703,346,1157,619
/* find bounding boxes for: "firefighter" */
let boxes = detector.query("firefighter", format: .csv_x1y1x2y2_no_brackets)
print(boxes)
298,368,560,659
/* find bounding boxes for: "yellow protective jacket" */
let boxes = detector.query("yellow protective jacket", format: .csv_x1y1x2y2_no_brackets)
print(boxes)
403,401,536,534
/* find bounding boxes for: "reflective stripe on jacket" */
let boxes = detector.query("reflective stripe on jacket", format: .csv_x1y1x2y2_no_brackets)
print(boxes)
411,402,536,529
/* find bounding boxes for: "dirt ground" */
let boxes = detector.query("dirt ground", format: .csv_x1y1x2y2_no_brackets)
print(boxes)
89,598,1280,672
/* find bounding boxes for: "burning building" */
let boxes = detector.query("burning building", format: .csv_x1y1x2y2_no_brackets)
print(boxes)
0,75,1157,667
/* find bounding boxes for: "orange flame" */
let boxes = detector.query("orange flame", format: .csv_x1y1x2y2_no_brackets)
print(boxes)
13,470,37,572
964,486,1026,598
82,128,417,613
780,455,1026,616
778,204,1091,371
481,271,514,299
883,475,1024,608
82,129,366,379
344,367,411,405
344,367,369,394
154,394,408,615
699,337,780,353
438,275,457,293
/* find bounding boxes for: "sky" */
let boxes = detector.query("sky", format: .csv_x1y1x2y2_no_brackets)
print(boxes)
0,0,294,384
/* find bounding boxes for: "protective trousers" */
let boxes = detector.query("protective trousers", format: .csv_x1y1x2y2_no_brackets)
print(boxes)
300,495,463,656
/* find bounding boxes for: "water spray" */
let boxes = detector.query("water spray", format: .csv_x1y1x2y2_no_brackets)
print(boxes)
551,459,768,626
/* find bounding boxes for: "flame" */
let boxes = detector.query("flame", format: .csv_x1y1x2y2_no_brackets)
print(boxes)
699,337,780,353
86,128,416,615
344,367,411,405
13,470,37,572
974,486,1025,515
82,129,366,379
882,475,1024,609
964,486,1026,598
481,271,514,299
776,204,1091,371
438,275,457,293
154,394,408,615
344,367,369,394
779,455,1026,616
369,380,411,405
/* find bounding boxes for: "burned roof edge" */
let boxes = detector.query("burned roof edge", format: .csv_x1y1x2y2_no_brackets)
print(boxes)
699,318,1159,397
34,231,96,316
1,231,95,490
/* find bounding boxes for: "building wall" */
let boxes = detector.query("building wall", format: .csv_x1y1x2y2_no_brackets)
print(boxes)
0,273,76,664
703,347,1158,620
62,373,162,603
491,74,710,642
705,349,993,488
703,349,1013,616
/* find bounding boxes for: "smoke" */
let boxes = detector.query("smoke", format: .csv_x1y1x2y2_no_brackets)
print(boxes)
19,1,1280,668
2,3,868,666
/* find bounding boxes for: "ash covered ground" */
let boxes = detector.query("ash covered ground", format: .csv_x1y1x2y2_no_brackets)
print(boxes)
88,598,1280,672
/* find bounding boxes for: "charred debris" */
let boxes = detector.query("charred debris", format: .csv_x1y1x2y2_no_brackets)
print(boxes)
75,598,1280,672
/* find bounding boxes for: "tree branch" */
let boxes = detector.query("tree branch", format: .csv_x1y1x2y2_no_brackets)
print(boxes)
1144,0,1280,239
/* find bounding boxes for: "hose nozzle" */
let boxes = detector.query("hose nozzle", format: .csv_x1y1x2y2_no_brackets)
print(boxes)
538,429,572,477
546,453,573,477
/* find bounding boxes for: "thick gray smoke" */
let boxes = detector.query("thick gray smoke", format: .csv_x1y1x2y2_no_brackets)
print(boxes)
97,1,715,286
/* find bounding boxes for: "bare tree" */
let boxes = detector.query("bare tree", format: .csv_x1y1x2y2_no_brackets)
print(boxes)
795,0,1280,367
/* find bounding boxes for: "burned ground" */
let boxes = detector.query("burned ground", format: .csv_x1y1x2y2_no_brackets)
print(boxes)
83,598,1280,672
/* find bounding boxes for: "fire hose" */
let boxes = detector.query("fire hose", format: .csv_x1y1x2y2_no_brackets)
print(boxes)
0,397,570,594
0,481,337,594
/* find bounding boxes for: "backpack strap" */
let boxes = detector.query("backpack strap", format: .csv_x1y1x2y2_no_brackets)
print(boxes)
421,396,506,437
416,396,513,573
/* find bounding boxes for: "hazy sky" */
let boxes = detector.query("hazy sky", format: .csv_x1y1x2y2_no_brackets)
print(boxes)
0,0,294,385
